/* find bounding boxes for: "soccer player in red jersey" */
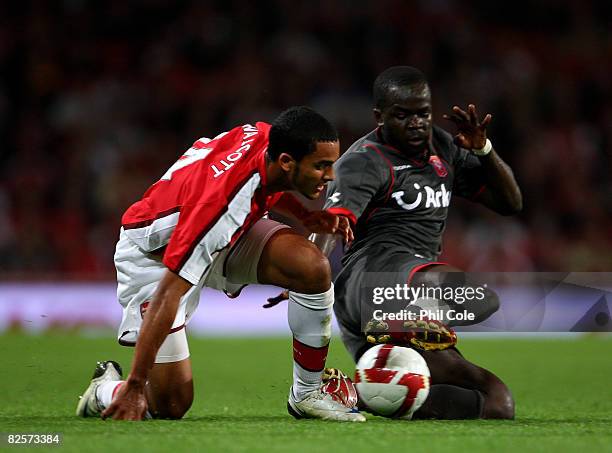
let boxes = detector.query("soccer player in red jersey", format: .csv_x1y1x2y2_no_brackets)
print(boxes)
76,106,365,422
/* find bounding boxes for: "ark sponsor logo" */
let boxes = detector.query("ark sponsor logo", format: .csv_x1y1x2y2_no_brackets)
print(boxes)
391,183,451,210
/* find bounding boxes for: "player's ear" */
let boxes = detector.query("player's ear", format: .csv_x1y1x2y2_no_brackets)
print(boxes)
373,108,383,126
278,153,296,172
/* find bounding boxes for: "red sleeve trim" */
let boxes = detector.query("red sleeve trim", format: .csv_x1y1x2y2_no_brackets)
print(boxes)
407,261,449,285
364,144,395,202
326,207,357,226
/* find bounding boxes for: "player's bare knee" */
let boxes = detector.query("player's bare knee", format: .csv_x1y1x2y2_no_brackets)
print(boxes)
290,246,331,294
303,255,332,293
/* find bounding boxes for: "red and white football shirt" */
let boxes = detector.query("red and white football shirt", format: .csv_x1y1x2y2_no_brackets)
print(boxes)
121,122,283,285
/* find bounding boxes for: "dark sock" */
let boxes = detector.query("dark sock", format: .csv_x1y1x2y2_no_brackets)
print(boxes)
413,384,484,419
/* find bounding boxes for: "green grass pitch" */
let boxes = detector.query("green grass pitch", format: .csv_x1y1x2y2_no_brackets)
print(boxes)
1,332,611,452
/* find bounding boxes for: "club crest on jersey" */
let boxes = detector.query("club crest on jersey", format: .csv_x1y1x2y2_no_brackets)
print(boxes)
429,155,448,178
392,183,451,211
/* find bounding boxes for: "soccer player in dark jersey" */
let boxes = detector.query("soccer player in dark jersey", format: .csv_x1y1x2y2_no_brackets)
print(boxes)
75,106,365,422
267,67,521,419
325,66,522,419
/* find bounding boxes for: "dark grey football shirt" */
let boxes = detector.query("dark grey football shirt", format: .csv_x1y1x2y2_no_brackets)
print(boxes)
325,125,486,263
325,125,488,361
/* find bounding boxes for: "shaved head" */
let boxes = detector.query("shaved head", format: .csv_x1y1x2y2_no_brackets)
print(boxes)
373,66,430,109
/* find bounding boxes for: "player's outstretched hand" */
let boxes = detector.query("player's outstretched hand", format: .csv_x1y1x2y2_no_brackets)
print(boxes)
442,104,492,150
263,289,289,308
302,211,354,244
101,379,147,421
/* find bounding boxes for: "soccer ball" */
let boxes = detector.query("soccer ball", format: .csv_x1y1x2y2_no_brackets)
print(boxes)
355,344,431,419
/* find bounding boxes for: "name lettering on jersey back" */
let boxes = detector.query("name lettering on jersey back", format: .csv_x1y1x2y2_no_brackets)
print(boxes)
391,183,451,211
210,125,259,178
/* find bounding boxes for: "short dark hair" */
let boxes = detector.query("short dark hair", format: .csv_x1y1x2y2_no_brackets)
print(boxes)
373,66,429,108
268,106,338,161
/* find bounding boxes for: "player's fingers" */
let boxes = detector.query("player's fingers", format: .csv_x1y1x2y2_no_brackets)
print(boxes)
343,227,350,244
114,406,141,421
446,113,469,126
345,231,353,245
331,215,339,233
347,223,354,243
112,404,132,420
337,217,349,243
263,291,289,308
468,104,478,124
481,113,493,127
101,404,115,420
452,105,470,121
115,412,137,421
341,218,354,243
442,113,460,125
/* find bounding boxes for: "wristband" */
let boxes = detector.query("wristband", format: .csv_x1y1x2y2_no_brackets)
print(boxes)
472,138,492,156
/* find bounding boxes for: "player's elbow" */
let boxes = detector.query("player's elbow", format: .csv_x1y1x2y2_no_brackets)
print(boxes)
507,198,523,215
500,191,523,216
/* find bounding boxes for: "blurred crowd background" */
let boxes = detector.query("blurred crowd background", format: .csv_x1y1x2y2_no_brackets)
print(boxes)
1,0,611,279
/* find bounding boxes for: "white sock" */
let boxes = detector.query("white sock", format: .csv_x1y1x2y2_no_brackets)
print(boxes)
96,380,124,409
287,285,334,401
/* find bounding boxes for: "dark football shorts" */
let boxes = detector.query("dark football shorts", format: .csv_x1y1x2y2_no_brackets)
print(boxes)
333,244,447,362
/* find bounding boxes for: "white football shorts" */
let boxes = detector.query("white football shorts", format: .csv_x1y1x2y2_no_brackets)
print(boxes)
114,218,289,362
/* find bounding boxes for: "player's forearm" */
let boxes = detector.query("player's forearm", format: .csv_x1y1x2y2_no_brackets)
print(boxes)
478,149,522,214
127,272,189,386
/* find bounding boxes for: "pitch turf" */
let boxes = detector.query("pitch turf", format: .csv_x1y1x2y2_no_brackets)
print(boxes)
1,333,611,452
